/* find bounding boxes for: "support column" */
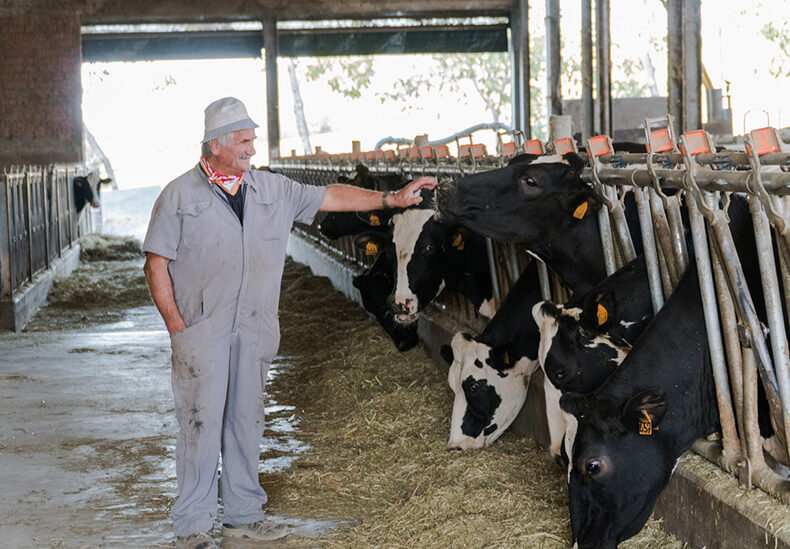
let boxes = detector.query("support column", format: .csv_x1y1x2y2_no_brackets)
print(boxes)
581,0,594,140
0,13,83,165
545,0,562,117
596,0,612,137
667,0,684,129
683,0,701,131
510,0,531,137
262,17,280,161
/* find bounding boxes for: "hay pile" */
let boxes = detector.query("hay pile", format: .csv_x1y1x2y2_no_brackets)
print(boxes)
263,259,685,548
79,234,143,262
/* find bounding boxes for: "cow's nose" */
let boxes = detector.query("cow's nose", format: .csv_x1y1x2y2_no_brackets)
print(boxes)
446,444,464,452
394,297,415,313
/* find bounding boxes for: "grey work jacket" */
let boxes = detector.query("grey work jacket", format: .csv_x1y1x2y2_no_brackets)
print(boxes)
143,165,326,361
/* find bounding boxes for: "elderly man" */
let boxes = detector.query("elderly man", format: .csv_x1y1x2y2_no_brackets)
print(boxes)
143,97,435,549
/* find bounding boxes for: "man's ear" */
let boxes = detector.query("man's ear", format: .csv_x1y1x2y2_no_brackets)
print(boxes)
507,153,540,167
582,292,616,331
621,389,666,434
440,344,454,365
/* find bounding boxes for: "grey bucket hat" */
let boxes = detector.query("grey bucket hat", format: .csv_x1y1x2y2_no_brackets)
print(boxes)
202,97,259,143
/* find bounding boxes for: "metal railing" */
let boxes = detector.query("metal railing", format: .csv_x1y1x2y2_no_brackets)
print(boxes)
271,123,790,504
1,164,95,298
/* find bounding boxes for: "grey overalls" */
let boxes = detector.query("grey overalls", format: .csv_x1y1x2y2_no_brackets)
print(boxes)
143,165,325,537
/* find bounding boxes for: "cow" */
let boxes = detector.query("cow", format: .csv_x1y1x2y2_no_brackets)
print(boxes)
531,255,654,458
436,153,642,296
439,260,542,450
352,246,419,352
73,175,100,213
355,189,495,324
318,208,395,240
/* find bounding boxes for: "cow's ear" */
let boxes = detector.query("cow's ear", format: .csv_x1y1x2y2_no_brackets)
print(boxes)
622,389,666,435
561,189,602,220
440,344,454,365
582,292,616,331
562,152,586,178
355,163,369,178
353,231,391,257
532,300,561,325
337,174,350,183
507,153,540,167
447,226,470,251
559,391,592,418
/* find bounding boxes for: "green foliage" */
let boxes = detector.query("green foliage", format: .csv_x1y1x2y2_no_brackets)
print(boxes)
761,20,790,78
303,57,375,99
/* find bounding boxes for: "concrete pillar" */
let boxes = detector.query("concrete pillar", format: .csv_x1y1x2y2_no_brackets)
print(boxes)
262,17,280,161
510,0,530,137
0,13,83,165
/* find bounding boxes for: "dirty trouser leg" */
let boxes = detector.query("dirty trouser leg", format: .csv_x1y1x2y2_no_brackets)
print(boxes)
170,318,232,537
219,328,269,526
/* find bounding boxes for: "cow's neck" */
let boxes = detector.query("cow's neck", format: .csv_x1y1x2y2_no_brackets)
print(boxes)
525,216,607,295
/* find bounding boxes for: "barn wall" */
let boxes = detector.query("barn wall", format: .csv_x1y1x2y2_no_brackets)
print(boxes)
0,12,83,165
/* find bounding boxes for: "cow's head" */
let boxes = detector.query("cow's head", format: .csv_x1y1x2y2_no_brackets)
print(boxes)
532,295,629,394
72,176,100,213
436,153,600,245
442,332,536,450
560,389,672,548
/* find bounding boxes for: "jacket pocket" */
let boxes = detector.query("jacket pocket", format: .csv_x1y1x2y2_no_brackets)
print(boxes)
178,200,218,250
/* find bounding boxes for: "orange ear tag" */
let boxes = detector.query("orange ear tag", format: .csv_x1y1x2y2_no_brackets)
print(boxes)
452,234,465,250
596,304,608,326
369,214,381,226
573,201,588,220
365,242,379,256
638,409,653,436
503,350,510,365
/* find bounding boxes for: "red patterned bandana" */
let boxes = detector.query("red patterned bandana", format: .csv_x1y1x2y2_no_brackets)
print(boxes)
200,156,243,196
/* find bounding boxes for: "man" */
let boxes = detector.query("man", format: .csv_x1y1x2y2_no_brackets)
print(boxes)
143,97,435,549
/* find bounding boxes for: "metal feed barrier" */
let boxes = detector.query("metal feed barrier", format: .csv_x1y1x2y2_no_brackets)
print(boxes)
1,164,95,299
271,120,790,504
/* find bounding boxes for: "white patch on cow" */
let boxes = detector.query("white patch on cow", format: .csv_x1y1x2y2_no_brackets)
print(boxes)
564,413,579,483
533,301,561,368
529,154,569,165
446,332,537,450
392,209,435,316
477,297,496,319
582,335,630,363
619,314,651,329
543,373,566,458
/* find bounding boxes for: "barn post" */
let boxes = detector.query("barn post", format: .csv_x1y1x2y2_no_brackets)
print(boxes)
262,17,281,162
545,0,562,118
0,172,10,299
667,0,684,129
596,0,612,137
510,0,531,138
581,0,594,140
683,0,702,131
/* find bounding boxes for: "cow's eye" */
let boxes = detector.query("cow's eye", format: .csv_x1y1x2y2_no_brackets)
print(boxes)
520,176,538,188
585,459,604,476
469,382,479,393
424,243,433,253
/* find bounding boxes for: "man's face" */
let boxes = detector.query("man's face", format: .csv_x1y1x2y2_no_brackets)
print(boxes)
211,129,256,174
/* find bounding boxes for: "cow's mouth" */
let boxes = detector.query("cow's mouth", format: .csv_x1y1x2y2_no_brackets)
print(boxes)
396,312,420,323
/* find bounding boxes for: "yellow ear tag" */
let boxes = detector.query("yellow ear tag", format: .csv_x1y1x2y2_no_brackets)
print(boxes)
369,214,381,226
365,242,379,256
572,201,589,220
638,409,653,436
596,304,608,326
503,350,510,365
452,233,465,250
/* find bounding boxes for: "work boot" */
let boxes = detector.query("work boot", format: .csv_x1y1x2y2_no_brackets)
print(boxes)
176,531,218,549
221,518,288,541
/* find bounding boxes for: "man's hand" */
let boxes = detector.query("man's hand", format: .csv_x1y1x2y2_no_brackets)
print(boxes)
143,253,187,334
386,176,438,209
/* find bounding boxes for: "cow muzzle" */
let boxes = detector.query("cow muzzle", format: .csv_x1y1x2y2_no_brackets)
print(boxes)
392,295,418,323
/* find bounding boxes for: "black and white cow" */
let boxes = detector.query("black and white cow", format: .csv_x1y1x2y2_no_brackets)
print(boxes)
532,255,654,458
356,189,495,323
352,246,419,352
439,260,542,449
437,153,642,296
318,208,395,240
337,163,406,192
73,175,100,213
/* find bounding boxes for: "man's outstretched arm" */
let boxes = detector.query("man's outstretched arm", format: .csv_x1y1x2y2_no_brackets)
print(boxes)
319,175,437,212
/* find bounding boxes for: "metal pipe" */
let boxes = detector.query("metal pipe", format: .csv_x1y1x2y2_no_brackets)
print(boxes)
596,0,612,136
687,195,741,457
748,195,790,460
607,190,637,265
665,193,689,275
537,259,552,302
485,237,502,308
597,200,617,276
633,187,664,313
545,0,562,117
667,0,683,128
649,187,680,289
581,0,594,139
511,0,530,138
263,17,280,161
683,0,702,132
